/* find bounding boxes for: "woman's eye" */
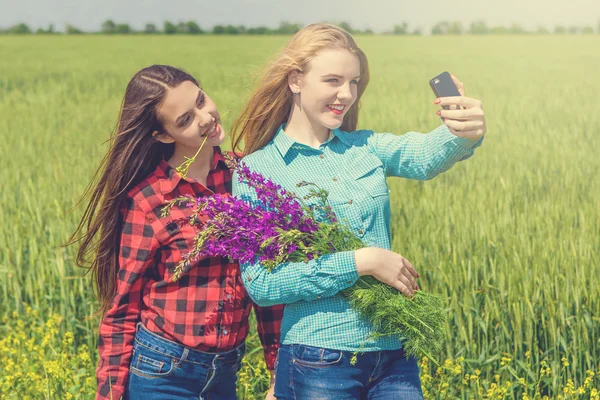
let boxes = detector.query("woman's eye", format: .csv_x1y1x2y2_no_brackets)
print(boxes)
327,78,338,83
197,94,205,107
351,80,359,85
180,115,191,127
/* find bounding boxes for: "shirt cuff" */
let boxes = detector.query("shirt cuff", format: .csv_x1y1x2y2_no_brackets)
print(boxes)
96,383,124,400
439,124,484,149
334,250,360,289
263,345,279,370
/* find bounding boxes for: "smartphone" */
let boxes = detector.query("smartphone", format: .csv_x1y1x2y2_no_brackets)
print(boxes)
429,71,461,110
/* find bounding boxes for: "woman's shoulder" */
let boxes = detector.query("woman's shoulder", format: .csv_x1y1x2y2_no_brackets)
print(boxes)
335,128,377,150
239,143,278,168
123,162,168,214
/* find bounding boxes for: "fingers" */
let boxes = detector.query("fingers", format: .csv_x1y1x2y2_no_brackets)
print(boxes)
400,268,418,291
439,108,484,120
391,280,414,298
442,119,486,132
435,96,482,109
450,74,465,96
402,257,419,278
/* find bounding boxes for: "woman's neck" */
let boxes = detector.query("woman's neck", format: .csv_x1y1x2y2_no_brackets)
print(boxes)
168,143,214,184
284,108,331,149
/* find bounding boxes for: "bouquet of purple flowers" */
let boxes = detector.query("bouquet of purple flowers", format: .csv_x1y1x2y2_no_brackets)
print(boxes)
162,154,445,362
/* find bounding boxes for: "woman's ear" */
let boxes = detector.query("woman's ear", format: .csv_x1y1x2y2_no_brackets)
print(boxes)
152,130,175,144
288,70,302,96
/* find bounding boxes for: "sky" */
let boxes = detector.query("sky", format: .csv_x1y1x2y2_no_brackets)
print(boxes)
1,0,599,33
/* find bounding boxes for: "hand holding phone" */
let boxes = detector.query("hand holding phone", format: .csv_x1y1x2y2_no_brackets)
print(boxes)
428,72,487,140
429,71,461,110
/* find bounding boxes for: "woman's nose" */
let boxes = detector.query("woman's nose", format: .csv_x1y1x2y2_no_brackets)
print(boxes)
197,111,214,128
338,84,353,101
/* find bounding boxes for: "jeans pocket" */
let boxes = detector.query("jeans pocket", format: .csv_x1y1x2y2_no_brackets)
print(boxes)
292,344,343,368
130,343,176,378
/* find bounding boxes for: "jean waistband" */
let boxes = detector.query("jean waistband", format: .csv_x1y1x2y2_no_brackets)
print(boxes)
134,322,245,366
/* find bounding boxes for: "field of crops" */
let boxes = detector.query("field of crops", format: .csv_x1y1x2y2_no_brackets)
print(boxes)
1,34,599,398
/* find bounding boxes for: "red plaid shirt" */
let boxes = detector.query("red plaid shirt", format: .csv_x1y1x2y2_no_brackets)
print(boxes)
96,147,284,400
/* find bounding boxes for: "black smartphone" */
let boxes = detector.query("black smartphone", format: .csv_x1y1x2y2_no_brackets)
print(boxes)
429,71,461,110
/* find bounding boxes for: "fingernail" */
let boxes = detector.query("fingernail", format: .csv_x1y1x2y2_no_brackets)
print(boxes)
436,110,441,116
434,98,441,104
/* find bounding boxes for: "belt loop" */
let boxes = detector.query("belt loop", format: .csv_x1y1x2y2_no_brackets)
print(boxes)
179,348,190,364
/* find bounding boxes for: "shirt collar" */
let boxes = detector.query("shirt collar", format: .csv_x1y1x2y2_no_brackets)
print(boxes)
158,146,227,195
273,124,350,158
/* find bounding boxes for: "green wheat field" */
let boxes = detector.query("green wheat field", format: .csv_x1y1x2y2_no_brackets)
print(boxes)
1,35,599,399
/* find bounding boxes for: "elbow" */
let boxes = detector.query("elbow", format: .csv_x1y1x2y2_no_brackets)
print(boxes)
250,293,277,307
244,280,278,307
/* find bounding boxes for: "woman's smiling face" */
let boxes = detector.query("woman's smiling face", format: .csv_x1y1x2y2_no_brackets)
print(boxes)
295,49,361,131
154,80,225,148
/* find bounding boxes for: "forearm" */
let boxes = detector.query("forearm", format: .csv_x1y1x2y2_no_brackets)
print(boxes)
242,250,359,307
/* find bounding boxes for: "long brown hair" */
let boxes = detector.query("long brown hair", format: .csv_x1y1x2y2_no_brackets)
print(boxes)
67,65,198,316
230,23,370,156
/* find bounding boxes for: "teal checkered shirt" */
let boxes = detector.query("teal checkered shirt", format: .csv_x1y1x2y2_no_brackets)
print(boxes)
233,124,483,352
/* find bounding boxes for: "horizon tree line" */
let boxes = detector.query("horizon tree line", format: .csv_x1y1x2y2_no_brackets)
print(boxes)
2,19,599,36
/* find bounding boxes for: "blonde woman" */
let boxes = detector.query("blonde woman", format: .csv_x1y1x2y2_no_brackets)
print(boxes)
231,24,486,399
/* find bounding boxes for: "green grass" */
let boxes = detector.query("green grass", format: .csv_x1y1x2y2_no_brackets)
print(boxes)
1,35,599,398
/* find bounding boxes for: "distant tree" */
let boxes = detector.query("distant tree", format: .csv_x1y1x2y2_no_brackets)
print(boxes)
144,23,158,34
35,24,55,34
469,20,488,34
489,26,509,34
174,22,186,33
582,26,594,34
431,21,448,35
363,28,374,35
536,26,550,34
186,21,203,34
247,26,271,34
568,26,579,34
224,25,240,34
65,24,83,34
102,20,116,34
448,21,463,35
509,23,525,34
213,25,226,34
276,21,301,34
9,23,32,34
338,21,354,33
412,28,423,35
164,21,177,34
116,24,131,34
554,25,566,34
393,22,409,35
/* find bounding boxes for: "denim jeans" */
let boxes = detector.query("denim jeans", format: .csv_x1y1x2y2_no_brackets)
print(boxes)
125,323,245,400
274,344,423,399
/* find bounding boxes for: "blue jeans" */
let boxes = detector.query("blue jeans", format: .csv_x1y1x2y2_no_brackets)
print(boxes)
125,323,245,400
274,344,423,399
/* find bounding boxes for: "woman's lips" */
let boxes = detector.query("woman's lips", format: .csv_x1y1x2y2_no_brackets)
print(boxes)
327,104,345,115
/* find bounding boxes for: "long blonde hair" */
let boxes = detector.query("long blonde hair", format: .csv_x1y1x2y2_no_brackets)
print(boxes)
230,23,370,156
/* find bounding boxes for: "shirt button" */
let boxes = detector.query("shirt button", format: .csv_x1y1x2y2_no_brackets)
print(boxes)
333,177,338,182
358,229,364,235
247,276,252,282
222,329,229,335
317,295,321,299
226,294,232,300
320,154,325,159
348,200,353,205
